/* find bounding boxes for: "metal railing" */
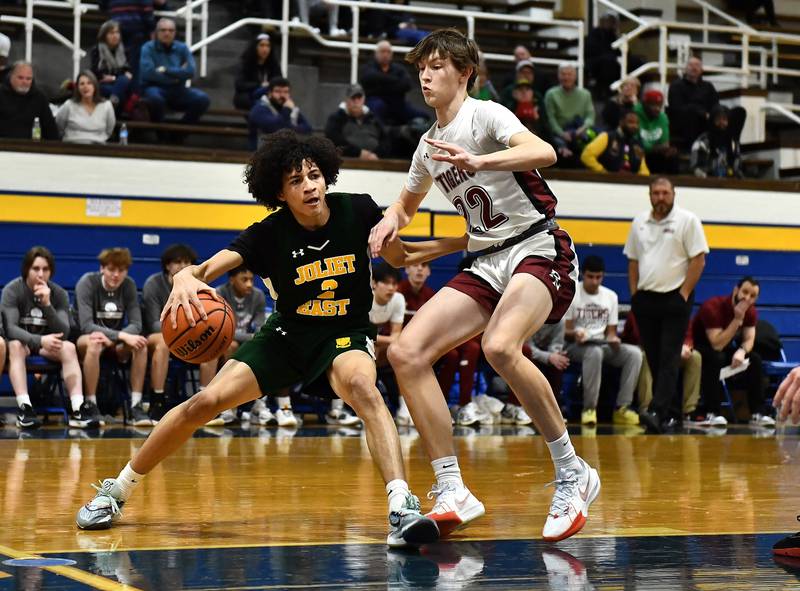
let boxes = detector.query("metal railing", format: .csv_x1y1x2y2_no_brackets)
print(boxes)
762,103,800,127
593,0,800,93
190,0,584,86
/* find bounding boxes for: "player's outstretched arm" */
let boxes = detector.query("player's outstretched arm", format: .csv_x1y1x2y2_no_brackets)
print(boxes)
160,249,244,329
369,185,429,257
381,234,469,268
426,130,556,172
775,366,800,423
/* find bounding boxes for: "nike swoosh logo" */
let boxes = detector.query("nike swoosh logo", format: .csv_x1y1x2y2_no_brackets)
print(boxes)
579,476,591,502
442,463,455,469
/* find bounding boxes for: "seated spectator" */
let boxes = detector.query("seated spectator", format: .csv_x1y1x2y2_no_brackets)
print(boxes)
544,63,595,164
1,246,96,430
0,32,10,80
75,248,148,421
217,265,267,424
140,18,210,125
526,319,569,413
142,244,232,426
248,76,311,150
91,20,134,110
690,105,743,179
507,79,547,138
691,276,775,427
500,58,535,107
359,40,429,126
55,71,116,144
668,56,745,150
469,59,500,103
634,89,679,174
501,44,532,88
621,311,701,421
100,0,158,81
565,255,642,426
0,62,58,140
602,76,639,130
581,109,649,175
585,13,644,99
233,33,282,111
324,83,390,160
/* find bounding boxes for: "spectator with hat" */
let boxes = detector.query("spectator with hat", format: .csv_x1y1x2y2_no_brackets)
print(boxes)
635,89,679,174
500,58,535,106
325,83,390,160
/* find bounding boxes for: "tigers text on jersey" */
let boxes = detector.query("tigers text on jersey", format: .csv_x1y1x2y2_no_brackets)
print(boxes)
229,193,383,326
405,97,558,252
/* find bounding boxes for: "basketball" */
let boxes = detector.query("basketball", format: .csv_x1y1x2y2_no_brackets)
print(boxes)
162,291,235,364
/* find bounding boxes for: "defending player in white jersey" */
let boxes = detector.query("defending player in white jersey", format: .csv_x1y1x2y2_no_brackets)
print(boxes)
371,29,600,542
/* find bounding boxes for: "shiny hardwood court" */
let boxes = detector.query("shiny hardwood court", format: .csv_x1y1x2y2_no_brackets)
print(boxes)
1,424,799,589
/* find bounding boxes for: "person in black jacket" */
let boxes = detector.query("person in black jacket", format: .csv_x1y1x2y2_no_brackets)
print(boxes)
668,56,746,150
91,20,134,110
325,84,390,160
233,33,283,111
0,62,58,140
359,40,429,126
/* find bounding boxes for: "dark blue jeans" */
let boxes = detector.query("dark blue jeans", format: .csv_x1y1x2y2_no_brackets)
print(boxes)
100,75,133,104
143,85,210,123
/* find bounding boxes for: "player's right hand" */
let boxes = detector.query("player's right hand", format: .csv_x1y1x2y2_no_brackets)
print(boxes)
369,213,400,258
161,269,216,329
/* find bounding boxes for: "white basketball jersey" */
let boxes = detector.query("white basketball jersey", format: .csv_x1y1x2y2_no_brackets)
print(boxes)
406,97,558,252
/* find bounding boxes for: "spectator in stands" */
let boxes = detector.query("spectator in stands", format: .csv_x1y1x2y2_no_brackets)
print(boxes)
507,79,547,138
526,320,569,415
635,89,679,174
1,246,97,430
601,76,639,130
141,243,228,426
100,0,159,80
668,56,746,150
581,109,649,175
395,18,429,45
359,40,429,126
585,13,643,99
140,18,210,127
0,62,58,140
75,248,148,423
544,63,595,164
500,58,536,106
248,76,312,150
621,311,701,422
691,276,775,427
564,255,642,426
625,177,708,433
55,71,116,144
469,59,500,103
727,0,778,26
91,20,134,111
233,33,283,111
324,83,390,160
501,44,532,88
0,33,10,80
691,105,744,179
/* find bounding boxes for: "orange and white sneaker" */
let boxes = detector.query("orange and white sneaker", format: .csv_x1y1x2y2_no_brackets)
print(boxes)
425,482,485,538
542,457,600,542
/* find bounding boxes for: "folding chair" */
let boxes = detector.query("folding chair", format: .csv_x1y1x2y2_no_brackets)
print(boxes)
26,355,69,424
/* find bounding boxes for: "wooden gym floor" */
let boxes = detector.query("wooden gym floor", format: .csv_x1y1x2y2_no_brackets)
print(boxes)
1,423,799,590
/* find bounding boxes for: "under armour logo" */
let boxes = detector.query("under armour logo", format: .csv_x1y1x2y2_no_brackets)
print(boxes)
549,270,561,291
423,152,430,160
275,327,287,336
292,249,304,258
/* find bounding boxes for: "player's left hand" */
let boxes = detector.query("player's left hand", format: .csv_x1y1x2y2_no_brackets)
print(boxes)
425,138,483,172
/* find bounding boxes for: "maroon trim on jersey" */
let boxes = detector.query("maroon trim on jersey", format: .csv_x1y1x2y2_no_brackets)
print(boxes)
513,170,558,219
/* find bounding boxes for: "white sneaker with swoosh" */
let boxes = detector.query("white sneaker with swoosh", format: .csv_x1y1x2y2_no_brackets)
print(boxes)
425,482,486,537
542,457,600,542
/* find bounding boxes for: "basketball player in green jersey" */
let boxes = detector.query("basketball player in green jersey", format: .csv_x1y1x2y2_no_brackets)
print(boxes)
76,130,467,548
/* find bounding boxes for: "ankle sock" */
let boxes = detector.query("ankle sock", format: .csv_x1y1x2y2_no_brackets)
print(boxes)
546,430,581,473
431,456,463,487
386,479,411,512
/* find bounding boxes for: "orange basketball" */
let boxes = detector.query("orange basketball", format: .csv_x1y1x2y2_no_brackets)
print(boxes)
162,292,235,364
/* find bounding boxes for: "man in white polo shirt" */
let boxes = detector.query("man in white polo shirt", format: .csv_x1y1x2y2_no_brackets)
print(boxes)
624,177,709,433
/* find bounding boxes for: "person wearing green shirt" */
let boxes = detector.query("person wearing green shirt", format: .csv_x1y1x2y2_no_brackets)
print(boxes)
544,63,595,164
634,89,679,174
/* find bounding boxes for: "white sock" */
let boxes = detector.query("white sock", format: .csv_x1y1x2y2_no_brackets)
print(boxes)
276,396,291,410
16,393,32,408
86,395,98,404
131,391,142,407
431,456,463,487
70,394,84,412
331,398,344,412
546,430,581,473
386,479,411,512
398,397,409,413
115,462,145,502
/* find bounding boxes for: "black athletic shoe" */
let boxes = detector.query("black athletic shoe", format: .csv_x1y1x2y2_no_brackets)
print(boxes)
16,404,41,429
80,401,103,427
130,403,154,427
639,410,663,434
149,396,167,423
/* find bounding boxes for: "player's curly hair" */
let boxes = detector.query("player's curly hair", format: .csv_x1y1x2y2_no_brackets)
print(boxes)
244,130,341,210
406,28,480,92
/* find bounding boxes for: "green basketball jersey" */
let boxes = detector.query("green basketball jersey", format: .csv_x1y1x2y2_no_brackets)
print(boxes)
229,193,383,327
